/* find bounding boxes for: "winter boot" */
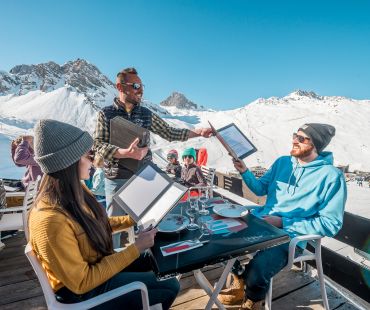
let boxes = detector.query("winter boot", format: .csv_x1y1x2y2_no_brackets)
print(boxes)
217,274,245,305
240,298,263,310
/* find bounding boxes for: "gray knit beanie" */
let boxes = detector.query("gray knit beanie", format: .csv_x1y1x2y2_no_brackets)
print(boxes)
298,123,335,153
34,119,93,174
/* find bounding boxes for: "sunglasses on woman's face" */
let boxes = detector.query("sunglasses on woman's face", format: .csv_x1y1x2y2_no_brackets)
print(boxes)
86,150,95,161
292,133,311,144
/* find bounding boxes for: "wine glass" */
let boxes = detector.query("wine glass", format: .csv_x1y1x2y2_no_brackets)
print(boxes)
186,198,199,230
198,187,210,215
198,216,212,237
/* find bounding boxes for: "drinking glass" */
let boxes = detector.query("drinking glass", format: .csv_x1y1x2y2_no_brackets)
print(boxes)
186,198,199,230
198,188,210,215
198,216,212,237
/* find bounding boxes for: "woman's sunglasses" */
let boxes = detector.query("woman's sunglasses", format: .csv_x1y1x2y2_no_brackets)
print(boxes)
292,133,311,144
87,150,96,161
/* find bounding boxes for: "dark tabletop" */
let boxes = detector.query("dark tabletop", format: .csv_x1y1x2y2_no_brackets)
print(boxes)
150,200,290,278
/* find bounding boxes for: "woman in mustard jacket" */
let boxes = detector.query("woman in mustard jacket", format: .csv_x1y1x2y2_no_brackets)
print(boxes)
28,119,179,309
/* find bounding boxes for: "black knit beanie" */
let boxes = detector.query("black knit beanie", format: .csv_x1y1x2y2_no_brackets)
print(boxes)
298,123,335,153
34,119,93,174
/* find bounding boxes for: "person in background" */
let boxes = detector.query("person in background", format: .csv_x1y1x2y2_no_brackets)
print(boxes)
29,119,179,310
166,149,182,178
181,147,206,187
196,147,208,167
91,155,106,208
93,67,213,248
11,135,43,189
218,123,347,310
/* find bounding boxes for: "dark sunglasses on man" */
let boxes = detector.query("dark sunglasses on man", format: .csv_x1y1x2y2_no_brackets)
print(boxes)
121,82,144,90
292,133,311,144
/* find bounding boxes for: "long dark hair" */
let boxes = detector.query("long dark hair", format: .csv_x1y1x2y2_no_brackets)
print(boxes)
34,161,113,256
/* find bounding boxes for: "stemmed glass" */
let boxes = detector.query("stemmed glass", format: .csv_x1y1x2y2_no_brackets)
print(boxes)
186,197,199,230
198,187,210,215
197,216,212,237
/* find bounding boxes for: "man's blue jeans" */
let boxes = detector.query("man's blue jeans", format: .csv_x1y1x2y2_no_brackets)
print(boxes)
232,243,301,302
105,178,128,248
55,254,180,310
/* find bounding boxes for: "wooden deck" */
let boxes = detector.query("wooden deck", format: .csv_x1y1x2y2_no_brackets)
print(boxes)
0,232,359,310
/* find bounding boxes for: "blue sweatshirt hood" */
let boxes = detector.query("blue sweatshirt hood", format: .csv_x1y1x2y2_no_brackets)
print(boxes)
287,152,333,195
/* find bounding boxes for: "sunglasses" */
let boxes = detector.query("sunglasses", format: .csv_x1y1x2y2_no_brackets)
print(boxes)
292,133,311,144
121,82,144,90
86,150,95,161
167,155,176,160
183,155,194,159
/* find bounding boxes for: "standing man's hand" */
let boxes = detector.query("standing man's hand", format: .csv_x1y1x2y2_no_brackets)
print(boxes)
233,158,248,174
263,216,283,228
114,137,149,160
189,127,214,138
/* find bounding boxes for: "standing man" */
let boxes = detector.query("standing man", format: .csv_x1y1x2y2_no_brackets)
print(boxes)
218,123,347,310
93,67,212,247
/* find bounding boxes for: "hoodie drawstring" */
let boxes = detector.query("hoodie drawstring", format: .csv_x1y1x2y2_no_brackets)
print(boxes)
287,163,305,195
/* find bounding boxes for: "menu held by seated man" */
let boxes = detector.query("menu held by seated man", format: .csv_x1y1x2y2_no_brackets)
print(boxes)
208,121,257,160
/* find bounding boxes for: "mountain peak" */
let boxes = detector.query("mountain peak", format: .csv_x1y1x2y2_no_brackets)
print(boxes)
288,90,322,100
160,91,201,110
1,59,115,107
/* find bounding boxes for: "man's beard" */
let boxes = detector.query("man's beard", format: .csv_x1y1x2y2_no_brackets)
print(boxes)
290,143,314,158
126,96,141,106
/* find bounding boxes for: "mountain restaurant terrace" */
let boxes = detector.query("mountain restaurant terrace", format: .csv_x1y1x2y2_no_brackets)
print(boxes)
0,171,369,310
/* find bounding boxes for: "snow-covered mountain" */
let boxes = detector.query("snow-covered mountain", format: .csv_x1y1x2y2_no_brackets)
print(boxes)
1,59,370,179
160,92,205,110
0,59,116,109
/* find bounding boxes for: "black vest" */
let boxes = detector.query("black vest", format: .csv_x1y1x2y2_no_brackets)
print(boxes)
103,102,153,179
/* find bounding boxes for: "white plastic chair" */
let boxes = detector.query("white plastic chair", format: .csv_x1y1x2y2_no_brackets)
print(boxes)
25,243,162,310
0,175,41,248
264,234,329,310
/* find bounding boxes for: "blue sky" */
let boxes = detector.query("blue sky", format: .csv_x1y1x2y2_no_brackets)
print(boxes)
1,0,370,110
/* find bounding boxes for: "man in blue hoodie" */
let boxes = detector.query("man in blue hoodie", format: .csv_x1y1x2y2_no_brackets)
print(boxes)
218,123,347,310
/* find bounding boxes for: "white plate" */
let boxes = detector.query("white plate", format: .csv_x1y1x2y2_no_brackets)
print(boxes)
213,203,255,218
158,214,190,233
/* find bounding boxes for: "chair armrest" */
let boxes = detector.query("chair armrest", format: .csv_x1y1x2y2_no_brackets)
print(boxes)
286,234,322,269
112,227,134,235
75,281,151,309
0,206,27,213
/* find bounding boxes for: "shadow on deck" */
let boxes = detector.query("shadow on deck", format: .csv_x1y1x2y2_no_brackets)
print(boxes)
0,233,358,310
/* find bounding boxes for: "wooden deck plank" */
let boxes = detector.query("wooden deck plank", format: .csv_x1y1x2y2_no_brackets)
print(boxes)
272,281,347,310
0,264,36,286
0,279,44,306
0,296,47,310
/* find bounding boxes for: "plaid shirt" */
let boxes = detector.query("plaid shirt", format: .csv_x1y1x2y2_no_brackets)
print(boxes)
93,99,190,161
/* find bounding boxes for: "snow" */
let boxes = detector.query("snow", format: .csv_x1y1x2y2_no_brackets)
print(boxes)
1,88,369,220
1,89,370,179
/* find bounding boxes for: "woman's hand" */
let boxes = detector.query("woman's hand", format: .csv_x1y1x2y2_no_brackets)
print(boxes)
134,228,158,253
233,158,248,173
